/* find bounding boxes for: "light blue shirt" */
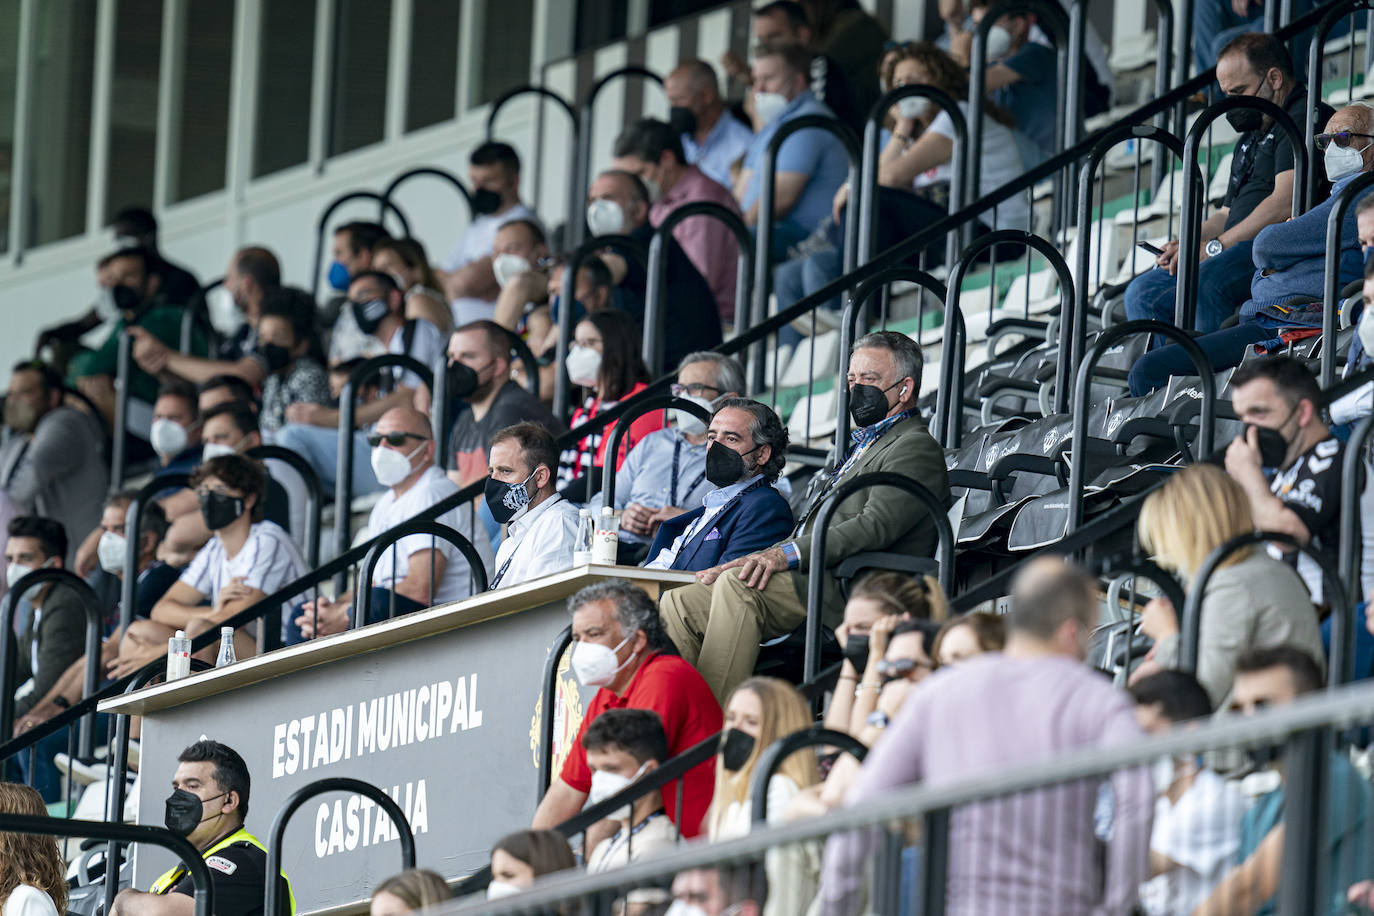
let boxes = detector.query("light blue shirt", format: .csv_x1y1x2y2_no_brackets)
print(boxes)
613,428,712,545
740,90,851,234
682,113,754,190
645,474,765,570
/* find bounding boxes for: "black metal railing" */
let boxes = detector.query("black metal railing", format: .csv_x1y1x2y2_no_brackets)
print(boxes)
247,444,324,568
120,473,193,633
749,725,866,824
309,191,411,300
352,519,489,626
380,166,473,225
599,395,711,511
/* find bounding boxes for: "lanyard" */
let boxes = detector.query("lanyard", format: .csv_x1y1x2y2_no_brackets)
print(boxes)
604,810,665,864
669,439,708,508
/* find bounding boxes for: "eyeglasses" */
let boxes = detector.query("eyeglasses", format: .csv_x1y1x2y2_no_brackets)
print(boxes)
366,432,430,448
670,383,721,398
1315,131,1374,150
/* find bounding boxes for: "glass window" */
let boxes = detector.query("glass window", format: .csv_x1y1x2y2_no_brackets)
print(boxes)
254,0,315,178
475,0,534,105
0,0,19,252
649,0,726,27
27,2,96,247
330,0,392,156
105,0,163,223
173,0,234,203
574,0,628,52
406,0,459,131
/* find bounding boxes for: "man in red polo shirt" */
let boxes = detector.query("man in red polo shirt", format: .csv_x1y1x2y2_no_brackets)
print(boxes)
532,579,722,838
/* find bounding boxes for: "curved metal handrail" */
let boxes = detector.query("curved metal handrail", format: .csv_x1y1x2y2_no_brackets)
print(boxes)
537,625,574,798
750,114,861,395
265,777,414,916
334,354,435,560
310,191,412,300
1181,530,1352,683
352,518,490,626
804,472,953,683
835,267,949,447
486,85,578,139
750,726,867,824
247,444,324,568
1095,555,1187,678
600,395,712,511
1067,319,1215,531
1306,0,1374,199
1320,169,1374,386
859,84,968,268
644,201,751,374
110,329,133,489
121,473,194,633
0,569,103,754
1,813,214,916
380,166,474,224
551,234,649,420
1177,95,1308,332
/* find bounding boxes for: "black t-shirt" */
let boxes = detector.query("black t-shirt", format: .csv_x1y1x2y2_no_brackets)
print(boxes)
264,477,291,533
1268,434,1344,602
167,839,289,916
613,225,723,369
448,380,559,484
1223,86,1334,231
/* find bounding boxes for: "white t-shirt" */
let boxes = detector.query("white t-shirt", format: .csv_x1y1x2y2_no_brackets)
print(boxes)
1138,768,1247,916
2,886,59,916
366,466,494,604
179,521,306,602
587,811,679,873
923,101,1030,232
440,203,539,325
490,494,581,589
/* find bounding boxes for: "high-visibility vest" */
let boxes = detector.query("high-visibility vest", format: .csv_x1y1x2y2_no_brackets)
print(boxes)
148,826,298,915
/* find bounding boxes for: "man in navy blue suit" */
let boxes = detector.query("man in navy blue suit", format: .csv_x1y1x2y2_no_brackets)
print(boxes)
644,398,793,572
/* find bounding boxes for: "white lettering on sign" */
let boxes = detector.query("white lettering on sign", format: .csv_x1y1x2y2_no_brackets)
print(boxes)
272,678,483,779
312,780,430,858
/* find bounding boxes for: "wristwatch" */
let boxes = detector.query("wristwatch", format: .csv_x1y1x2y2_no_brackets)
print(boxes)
1205,238,1224,258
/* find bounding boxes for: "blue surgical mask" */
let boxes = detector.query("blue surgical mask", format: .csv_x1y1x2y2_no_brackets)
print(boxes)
328,261,351,292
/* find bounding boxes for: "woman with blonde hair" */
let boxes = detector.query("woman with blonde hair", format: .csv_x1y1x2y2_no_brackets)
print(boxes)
0,783,67,916
370,868,451,915
1135,463,1324,706
708,677,819,916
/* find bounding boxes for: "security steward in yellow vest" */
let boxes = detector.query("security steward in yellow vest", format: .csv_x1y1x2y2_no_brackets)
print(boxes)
111,740,295,916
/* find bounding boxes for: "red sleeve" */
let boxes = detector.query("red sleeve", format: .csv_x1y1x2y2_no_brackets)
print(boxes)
638,659,723,838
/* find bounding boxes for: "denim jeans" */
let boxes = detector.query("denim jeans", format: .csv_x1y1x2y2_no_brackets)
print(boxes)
274,424,384,498
1123,239,1255,343
774,249,844,349
1127,321,1270,395
1193,0,1315,80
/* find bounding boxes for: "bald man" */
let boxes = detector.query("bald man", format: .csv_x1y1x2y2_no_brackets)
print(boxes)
664,59,753,189
295,407,494,639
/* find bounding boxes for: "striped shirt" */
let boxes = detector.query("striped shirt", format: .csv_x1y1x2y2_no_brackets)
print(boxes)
178,521,306,603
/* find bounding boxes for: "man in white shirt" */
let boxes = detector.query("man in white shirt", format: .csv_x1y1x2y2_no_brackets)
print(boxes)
276,271,445,496
295,408,493,637
150,454,307,661
435,142,541,325
487,422,579,589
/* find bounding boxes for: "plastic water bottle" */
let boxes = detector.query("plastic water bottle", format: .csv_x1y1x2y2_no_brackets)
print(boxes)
572,509,594,566
166,630,191,681
591,506,620,565
215,627,236,668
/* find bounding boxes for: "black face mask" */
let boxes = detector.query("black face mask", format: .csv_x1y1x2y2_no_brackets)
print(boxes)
669,106,698,135
842,633,871,672
164,788,226,837
705,440,760,488
484,470,535,525
470,188,503,216
200,491,246,531
445,360,480,403
350,297,389,335
848,380,904,429
1247,744,1281,770
1248,423,1291,468
1225,82,1273,133
720,729,756,772
114,283,150,322
256,343,292,373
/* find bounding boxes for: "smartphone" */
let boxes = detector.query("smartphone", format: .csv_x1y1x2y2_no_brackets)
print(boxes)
1137,240,1164,256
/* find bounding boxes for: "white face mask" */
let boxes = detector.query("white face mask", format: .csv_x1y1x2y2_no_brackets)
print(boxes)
6,557,51,599
571,632,635,687
150,418,190,458
97,531,128,576
665,902,710,916
587,198,626,237
370,441,426,488
588,761,648,820
566,345,603,388
671,394,718,436
897,96,930,120
492,253,532,289
486,881,523,900
1360,308,1374,356
1150,756,1176,794
201,436,247,462
95,286,119,322
753,90,789,126
985,24,1014,59
1325,142,1367,182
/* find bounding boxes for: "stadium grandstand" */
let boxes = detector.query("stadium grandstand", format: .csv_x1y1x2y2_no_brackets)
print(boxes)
8,0,1374,914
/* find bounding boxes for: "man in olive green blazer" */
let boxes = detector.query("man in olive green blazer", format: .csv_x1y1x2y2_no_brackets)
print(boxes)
660,331,951,702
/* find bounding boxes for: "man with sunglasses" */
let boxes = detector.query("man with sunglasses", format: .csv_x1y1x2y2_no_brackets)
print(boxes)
1124,32,1332,344
295,407,493,639
1129,102,1374,397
